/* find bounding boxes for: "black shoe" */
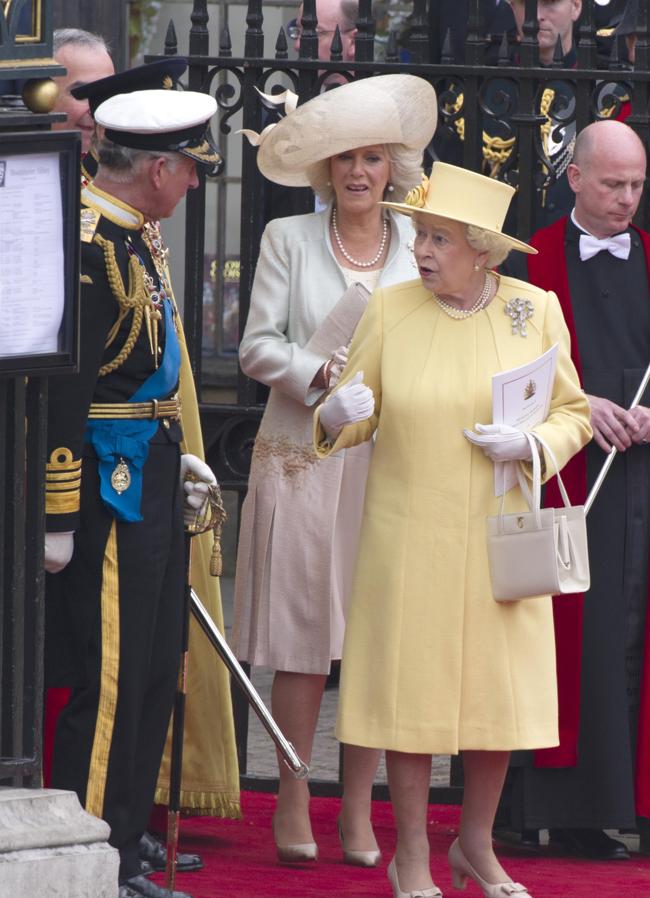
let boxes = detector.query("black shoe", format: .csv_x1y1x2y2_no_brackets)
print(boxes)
122,874,193,898
119,887,140,898
139,831,203,873
138,858,154,877
549,828,629,860
493,827,541,851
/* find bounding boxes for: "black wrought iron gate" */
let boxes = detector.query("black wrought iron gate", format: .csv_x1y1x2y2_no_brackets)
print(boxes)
151,0,650,799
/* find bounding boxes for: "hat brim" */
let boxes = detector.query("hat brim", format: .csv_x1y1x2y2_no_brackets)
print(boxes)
254,75,438,187
179,132,223,175
379,200,537,255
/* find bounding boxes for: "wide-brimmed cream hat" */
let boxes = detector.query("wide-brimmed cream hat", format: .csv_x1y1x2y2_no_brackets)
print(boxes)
240,74,437,187
381,162,536,255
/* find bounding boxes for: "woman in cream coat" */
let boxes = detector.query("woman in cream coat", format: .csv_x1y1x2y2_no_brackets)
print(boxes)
316,163,592,898
232,75,438,864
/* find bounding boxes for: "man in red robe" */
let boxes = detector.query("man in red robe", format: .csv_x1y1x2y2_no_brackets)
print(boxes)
500,118,650,859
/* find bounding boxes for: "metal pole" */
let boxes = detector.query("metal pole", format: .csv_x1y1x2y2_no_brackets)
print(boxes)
585,360,650,515
190,589,309,778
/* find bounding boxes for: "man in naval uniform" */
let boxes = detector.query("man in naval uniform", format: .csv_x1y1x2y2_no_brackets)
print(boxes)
68,53,242,832
500,119,650,859
43,89,223,898
47,56,218,882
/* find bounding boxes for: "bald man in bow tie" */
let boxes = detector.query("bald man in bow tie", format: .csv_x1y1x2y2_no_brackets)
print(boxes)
499,119,650,859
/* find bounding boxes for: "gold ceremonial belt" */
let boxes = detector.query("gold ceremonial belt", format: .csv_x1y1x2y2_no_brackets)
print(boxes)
88,397,181,421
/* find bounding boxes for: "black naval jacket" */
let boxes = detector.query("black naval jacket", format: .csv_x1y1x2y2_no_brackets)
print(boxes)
45,184,182,533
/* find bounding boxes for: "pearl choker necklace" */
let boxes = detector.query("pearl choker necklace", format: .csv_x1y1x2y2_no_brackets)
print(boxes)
435,273,493,319
331,206,389,268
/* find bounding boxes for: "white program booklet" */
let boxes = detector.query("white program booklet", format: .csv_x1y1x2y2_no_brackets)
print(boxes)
469,343,558,496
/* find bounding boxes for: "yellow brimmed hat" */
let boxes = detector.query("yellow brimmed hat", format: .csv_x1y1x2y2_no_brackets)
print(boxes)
240,74,438,187
381,162,536,255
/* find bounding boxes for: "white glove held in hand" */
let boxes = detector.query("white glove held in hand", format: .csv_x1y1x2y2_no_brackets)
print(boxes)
320,371,374,438
464,423,532,462
44,531,74,574
180,454,217,525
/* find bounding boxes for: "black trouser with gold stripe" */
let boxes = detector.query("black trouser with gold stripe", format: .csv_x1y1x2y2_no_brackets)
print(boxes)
50,439,184,882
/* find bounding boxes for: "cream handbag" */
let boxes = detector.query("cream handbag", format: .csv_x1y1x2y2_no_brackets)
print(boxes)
486,431,590,602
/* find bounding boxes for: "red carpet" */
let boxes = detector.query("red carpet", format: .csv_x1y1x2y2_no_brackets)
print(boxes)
151,792,650,898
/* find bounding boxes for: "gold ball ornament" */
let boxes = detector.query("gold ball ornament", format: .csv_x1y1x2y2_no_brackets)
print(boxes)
22,79,60,114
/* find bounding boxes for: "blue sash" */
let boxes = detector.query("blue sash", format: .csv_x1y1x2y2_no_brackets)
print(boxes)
85,298,181,522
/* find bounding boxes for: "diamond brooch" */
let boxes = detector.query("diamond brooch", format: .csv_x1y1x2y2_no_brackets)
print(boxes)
504,298,534,337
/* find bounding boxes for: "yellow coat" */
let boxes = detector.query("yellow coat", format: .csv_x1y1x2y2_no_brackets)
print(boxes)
315,275,591,754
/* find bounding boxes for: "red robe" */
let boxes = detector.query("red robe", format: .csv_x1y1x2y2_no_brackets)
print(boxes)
525,216,650,816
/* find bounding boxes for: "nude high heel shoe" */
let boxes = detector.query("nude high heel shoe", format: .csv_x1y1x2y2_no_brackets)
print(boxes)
387,857,442,898
447,838,532,897
272,815,318,864
337,817,382,867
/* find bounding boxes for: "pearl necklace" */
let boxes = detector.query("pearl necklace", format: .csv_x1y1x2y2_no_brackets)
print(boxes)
331,206,389,268
435,273,493,319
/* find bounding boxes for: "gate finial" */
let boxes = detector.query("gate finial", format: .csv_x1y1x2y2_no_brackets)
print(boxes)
164,20,178,56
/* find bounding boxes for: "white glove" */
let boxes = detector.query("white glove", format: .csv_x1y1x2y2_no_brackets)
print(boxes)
320,371,374,438
328,345,349,389
180,454,217,526
463,423,532,462
44,531,74,574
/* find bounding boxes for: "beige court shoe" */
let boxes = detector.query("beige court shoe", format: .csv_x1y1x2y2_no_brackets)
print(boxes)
448,838,532,897
272,815,318,864
387,857,443,898
337,817,382,867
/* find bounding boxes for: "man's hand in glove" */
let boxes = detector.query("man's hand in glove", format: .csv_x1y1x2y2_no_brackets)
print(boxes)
180,454,217,526
44,531,74,574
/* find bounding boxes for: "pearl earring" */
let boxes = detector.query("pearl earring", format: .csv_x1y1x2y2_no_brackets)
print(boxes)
387,184,395,193
326,180,332,186
473,263,480,271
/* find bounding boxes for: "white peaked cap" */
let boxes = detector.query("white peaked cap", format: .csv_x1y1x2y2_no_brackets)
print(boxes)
95,89,222,173
95,89,217,133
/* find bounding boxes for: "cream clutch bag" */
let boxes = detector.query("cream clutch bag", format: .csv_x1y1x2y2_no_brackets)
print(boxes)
486,432,590,602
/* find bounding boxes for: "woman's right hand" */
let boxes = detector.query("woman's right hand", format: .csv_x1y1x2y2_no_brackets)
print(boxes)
320,371,374,438
327,345,349,388
310,345,350,391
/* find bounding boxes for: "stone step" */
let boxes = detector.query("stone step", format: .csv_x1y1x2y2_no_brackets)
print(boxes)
0,788,118,898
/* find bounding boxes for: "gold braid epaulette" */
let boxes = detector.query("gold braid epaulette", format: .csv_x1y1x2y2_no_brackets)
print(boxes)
447,92,516,177
93,233,150,376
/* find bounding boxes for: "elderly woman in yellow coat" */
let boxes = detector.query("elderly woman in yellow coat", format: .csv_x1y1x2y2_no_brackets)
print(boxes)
315,163,592,898
233,75,437,866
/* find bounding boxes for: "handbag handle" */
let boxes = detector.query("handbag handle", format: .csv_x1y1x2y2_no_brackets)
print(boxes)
526,431,573,508
497,431,574,531
496,432,541,529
